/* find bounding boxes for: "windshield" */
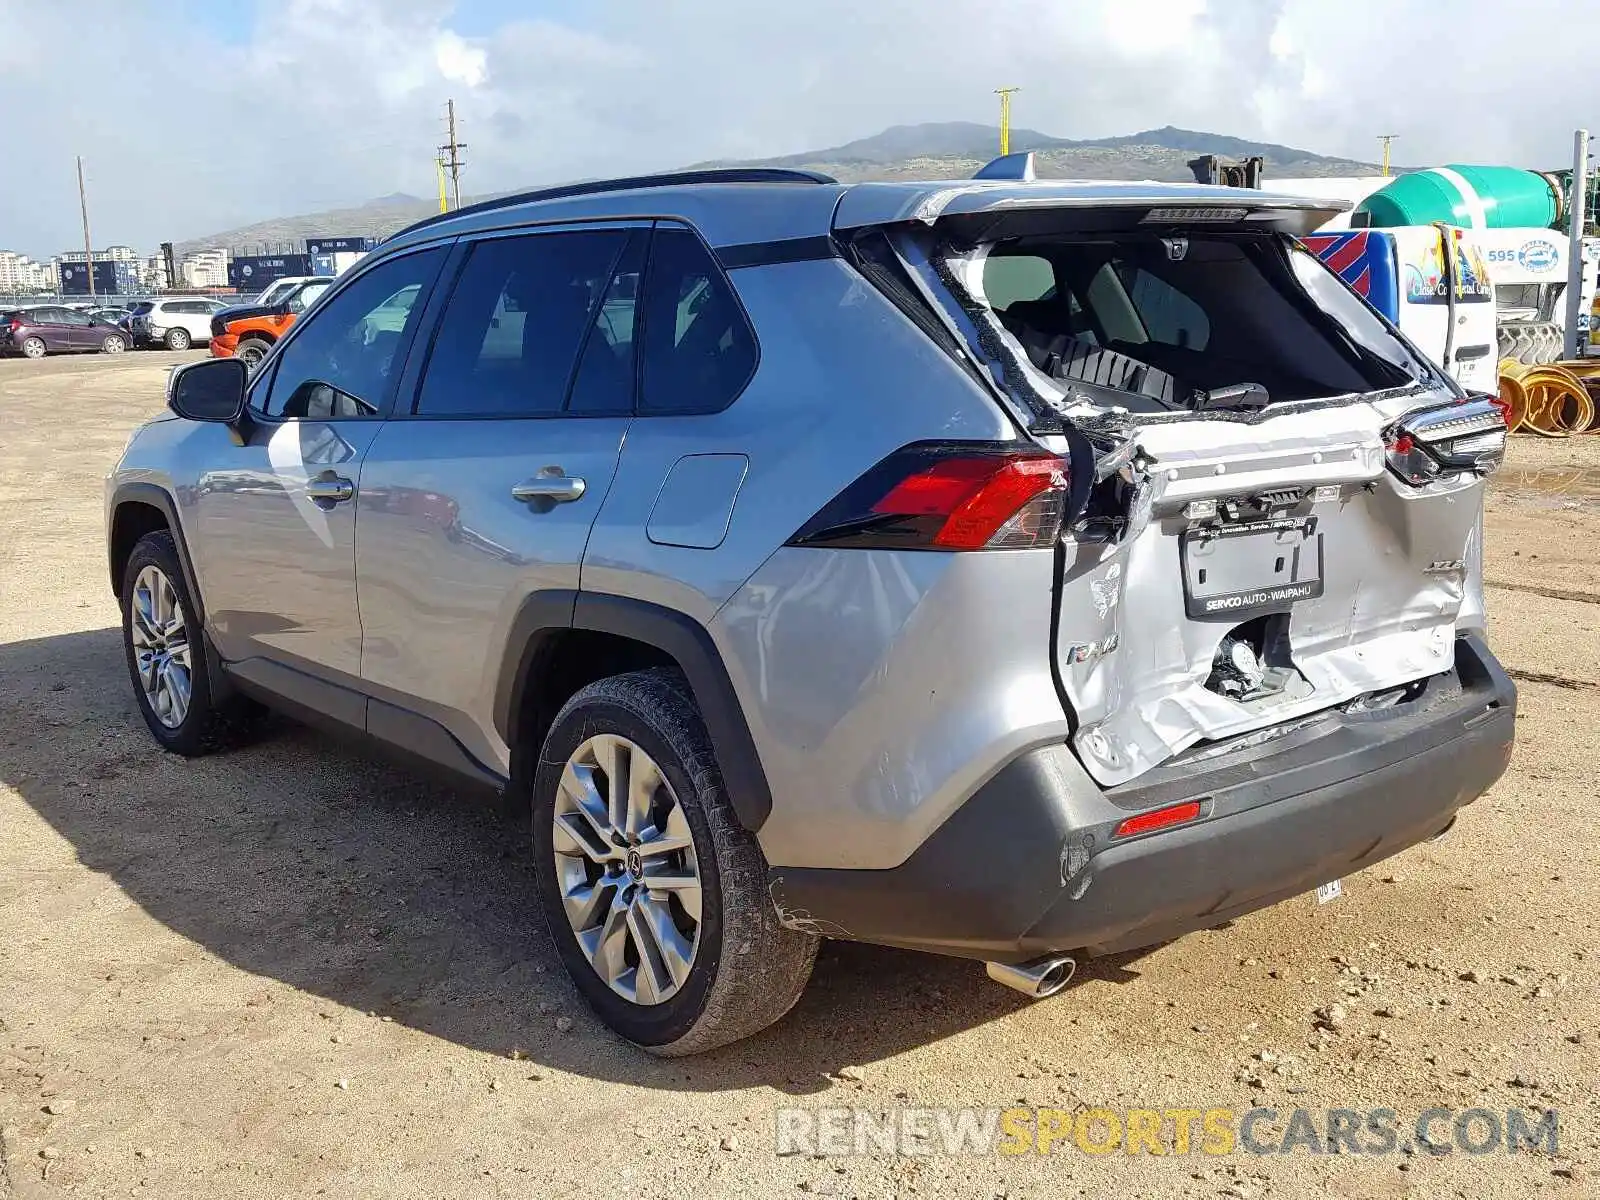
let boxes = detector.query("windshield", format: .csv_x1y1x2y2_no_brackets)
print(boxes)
256,281,295,305
918,229,1431,420
128,302,154,315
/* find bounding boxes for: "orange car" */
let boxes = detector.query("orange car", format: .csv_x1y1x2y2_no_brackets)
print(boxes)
209,277,333,369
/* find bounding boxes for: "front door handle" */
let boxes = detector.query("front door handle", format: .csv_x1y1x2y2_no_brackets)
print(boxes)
306,474,355,506
511,469,587,505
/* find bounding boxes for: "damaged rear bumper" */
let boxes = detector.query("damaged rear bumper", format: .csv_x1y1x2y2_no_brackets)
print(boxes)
767,633,1515,963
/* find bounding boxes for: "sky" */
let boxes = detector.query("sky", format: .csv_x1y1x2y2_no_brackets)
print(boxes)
2,0,1598,257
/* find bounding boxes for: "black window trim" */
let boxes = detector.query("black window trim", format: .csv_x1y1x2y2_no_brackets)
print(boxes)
395,217,656,423
243,239,453,425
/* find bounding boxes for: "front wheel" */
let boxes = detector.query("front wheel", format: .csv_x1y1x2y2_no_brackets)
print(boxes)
235,337,272,370
101,334,126,354
121,531,262,754
20,336,46,359
164,328,191,351
531,669,817,1055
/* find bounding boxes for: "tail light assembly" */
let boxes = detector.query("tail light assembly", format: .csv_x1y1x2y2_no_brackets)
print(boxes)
788,442,1071,551
1384,397,1507,486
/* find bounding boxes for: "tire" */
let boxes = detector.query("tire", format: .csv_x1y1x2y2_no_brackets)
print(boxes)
20,336,46,359
101,333,126,354
165,328,191,351
531,669,818,1056
120,530,263,755
235,337,272,370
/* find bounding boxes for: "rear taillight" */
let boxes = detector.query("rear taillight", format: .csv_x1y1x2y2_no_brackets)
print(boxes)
788,442,1071,551
1385,397,1507,486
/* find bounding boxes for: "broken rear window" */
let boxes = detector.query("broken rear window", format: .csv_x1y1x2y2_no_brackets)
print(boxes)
946,231,1432,417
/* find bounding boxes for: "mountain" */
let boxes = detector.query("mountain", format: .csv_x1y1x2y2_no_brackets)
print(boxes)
694,122,1378,183
176,123,1379,254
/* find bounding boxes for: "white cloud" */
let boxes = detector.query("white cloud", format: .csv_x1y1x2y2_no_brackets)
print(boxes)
2,0,1598,257
435,31,488,88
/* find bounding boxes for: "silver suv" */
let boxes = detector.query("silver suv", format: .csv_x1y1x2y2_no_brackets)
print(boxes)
106,163,1517,1055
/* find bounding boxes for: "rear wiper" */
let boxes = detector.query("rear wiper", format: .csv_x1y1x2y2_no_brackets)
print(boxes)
1190,381,1271,412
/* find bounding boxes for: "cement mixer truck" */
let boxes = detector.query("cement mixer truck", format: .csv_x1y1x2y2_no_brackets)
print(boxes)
1225,157,1600,384
1348,165,1600,367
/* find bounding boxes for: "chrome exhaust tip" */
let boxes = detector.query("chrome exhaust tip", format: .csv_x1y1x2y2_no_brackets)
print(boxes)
986,955,1077,999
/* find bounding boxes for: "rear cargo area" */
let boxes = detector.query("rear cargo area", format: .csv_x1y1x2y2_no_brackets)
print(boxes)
855,208,1504,787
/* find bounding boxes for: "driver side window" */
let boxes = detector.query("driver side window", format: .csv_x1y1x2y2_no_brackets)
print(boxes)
261,250,444,419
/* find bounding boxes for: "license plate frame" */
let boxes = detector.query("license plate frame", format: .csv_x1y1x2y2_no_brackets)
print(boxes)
1180,517,1325,619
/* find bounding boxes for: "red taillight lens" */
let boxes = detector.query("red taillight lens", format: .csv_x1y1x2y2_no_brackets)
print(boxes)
1113,800,1202,839
789,443,1071,551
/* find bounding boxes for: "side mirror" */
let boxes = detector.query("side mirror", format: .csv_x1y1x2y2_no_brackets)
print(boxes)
168,357,249,424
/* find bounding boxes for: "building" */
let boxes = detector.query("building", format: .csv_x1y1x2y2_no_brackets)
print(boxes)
59,244,141,264
0,250,59,293
180,249,229,289
140,253,171,292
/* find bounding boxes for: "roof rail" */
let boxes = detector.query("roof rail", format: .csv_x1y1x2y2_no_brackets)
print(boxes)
390,167,839,241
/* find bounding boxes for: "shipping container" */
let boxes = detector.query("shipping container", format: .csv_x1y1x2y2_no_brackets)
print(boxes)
305,235,372,255
226,254,313,291
58,260,138,295
310,250,368,276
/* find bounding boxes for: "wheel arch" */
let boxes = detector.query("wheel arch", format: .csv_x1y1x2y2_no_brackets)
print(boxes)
497,591,773,832
108,483,205,621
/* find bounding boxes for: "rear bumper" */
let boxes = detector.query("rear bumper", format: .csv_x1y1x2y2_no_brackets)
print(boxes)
768,633,1516,963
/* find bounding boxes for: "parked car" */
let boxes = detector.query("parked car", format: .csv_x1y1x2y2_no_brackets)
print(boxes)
123,298,231,350
2,306,129,357
107,165,1516,1056
208,277,333,368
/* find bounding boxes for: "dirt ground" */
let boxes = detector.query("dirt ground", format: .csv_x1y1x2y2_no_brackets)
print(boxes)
1,352,1596,1200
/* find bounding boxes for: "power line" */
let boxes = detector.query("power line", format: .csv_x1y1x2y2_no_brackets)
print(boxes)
438,99,467,211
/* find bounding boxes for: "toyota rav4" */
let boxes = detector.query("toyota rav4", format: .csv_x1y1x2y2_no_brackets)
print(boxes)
106,163,1516,1056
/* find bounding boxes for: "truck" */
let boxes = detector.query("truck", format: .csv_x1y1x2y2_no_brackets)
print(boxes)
1246,162,1600,382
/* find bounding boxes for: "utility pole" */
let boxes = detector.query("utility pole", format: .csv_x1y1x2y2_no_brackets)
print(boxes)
995,87,1021,156
1377,134,1399,178
1562,128,1589,360
76,155,96,298
438,99,467,211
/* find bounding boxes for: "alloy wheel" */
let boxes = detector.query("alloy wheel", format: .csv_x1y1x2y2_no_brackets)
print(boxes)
551,734,702,1005
104,335,125,353
129,565,192,728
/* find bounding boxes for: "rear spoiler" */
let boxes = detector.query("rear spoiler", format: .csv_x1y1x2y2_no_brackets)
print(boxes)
832,181,1347,241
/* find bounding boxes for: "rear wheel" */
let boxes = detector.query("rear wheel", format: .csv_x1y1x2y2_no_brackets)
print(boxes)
20,336,45,359
164,328,191,351
235,337,272,369
531,669,817,1055
101,333,126,354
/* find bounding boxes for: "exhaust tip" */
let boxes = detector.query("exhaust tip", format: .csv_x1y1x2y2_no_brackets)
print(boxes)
986,955,1077,999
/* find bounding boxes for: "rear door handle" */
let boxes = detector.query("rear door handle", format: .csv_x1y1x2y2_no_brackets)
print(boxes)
511,470,586,504
306,474,355,506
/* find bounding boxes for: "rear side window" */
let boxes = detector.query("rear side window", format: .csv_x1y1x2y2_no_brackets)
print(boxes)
982,254,1055,311
638,226,757,415
416,229,629,417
